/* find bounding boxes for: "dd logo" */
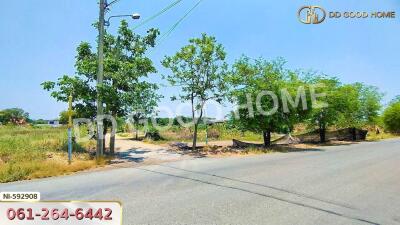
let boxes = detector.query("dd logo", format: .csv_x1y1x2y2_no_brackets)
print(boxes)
298,6,327,24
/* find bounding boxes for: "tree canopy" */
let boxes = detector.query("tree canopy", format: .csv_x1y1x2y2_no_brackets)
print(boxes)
229,57,312,146
336,83,383,130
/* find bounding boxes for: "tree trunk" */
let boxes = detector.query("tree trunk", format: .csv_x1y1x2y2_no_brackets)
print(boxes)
319,124,326,143
192,123,198,151
110,134,115,155
109,115,116,155
103,138,106,154
135,121,139,140
103,125,107,155
351,127,357,141
263,130,271,147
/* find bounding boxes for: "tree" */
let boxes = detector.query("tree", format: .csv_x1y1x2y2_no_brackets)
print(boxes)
304,77,383,142
335,84,363,140
336,83,383,139
127,82,161,140
162,34,229,151
357,84,383,127
280,70,313,134
383,98,400,133
0,108,29,125
42,21,159,154
306,75,343,143
229,57,308,146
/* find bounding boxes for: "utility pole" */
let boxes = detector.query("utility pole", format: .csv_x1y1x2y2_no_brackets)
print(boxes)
96,0,140,157
96,0,105,158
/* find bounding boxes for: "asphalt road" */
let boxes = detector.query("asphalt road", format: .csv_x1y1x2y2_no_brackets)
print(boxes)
1,139,400,225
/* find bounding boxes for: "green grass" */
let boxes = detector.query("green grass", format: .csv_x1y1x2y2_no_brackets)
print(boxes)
0,125,101,183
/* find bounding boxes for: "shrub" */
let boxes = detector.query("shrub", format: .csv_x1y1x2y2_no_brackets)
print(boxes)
145,126,162,141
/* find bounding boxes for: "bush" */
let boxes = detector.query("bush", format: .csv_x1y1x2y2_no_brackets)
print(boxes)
145,127,162,141
383,101,400,133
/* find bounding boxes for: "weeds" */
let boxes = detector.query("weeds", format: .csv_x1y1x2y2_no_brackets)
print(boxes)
0,125,99,183
366,131,400,141
142,124,267,144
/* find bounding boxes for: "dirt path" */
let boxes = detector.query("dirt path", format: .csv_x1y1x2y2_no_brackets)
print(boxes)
105,135,189,166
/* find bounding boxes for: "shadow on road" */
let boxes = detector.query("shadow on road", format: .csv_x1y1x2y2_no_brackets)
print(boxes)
112,149,151,163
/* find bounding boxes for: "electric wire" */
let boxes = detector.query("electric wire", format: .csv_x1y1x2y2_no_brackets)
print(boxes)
132,0,184,30
147,0,204,56
157,0,204,45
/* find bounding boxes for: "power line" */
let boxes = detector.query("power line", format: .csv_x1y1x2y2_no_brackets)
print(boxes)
158,0,204,45
132,0,184,30
147,0,204,56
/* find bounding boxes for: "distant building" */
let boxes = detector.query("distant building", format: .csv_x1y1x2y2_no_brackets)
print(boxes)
47,120,60,127
206,119,226,125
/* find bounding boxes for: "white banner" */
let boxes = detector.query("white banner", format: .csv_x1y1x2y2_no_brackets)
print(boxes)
0,201,122,225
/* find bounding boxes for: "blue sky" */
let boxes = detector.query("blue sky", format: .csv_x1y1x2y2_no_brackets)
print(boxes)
0,0,399,119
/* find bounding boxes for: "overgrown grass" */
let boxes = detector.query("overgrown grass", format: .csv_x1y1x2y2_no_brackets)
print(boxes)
0,125,103,183
143,124,265,144
366,131,400,141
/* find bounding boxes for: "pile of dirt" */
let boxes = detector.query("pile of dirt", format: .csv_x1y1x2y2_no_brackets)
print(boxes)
232,128,368,148
272,134,301,145
232,139,263,148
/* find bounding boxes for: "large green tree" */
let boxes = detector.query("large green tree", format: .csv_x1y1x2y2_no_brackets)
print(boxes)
229,57,309,146
42,21,159,154
306,75,343,143
336,83,383,139
162,34,229,151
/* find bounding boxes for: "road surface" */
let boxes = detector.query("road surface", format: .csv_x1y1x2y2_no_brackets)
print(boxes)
1,139,400,225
